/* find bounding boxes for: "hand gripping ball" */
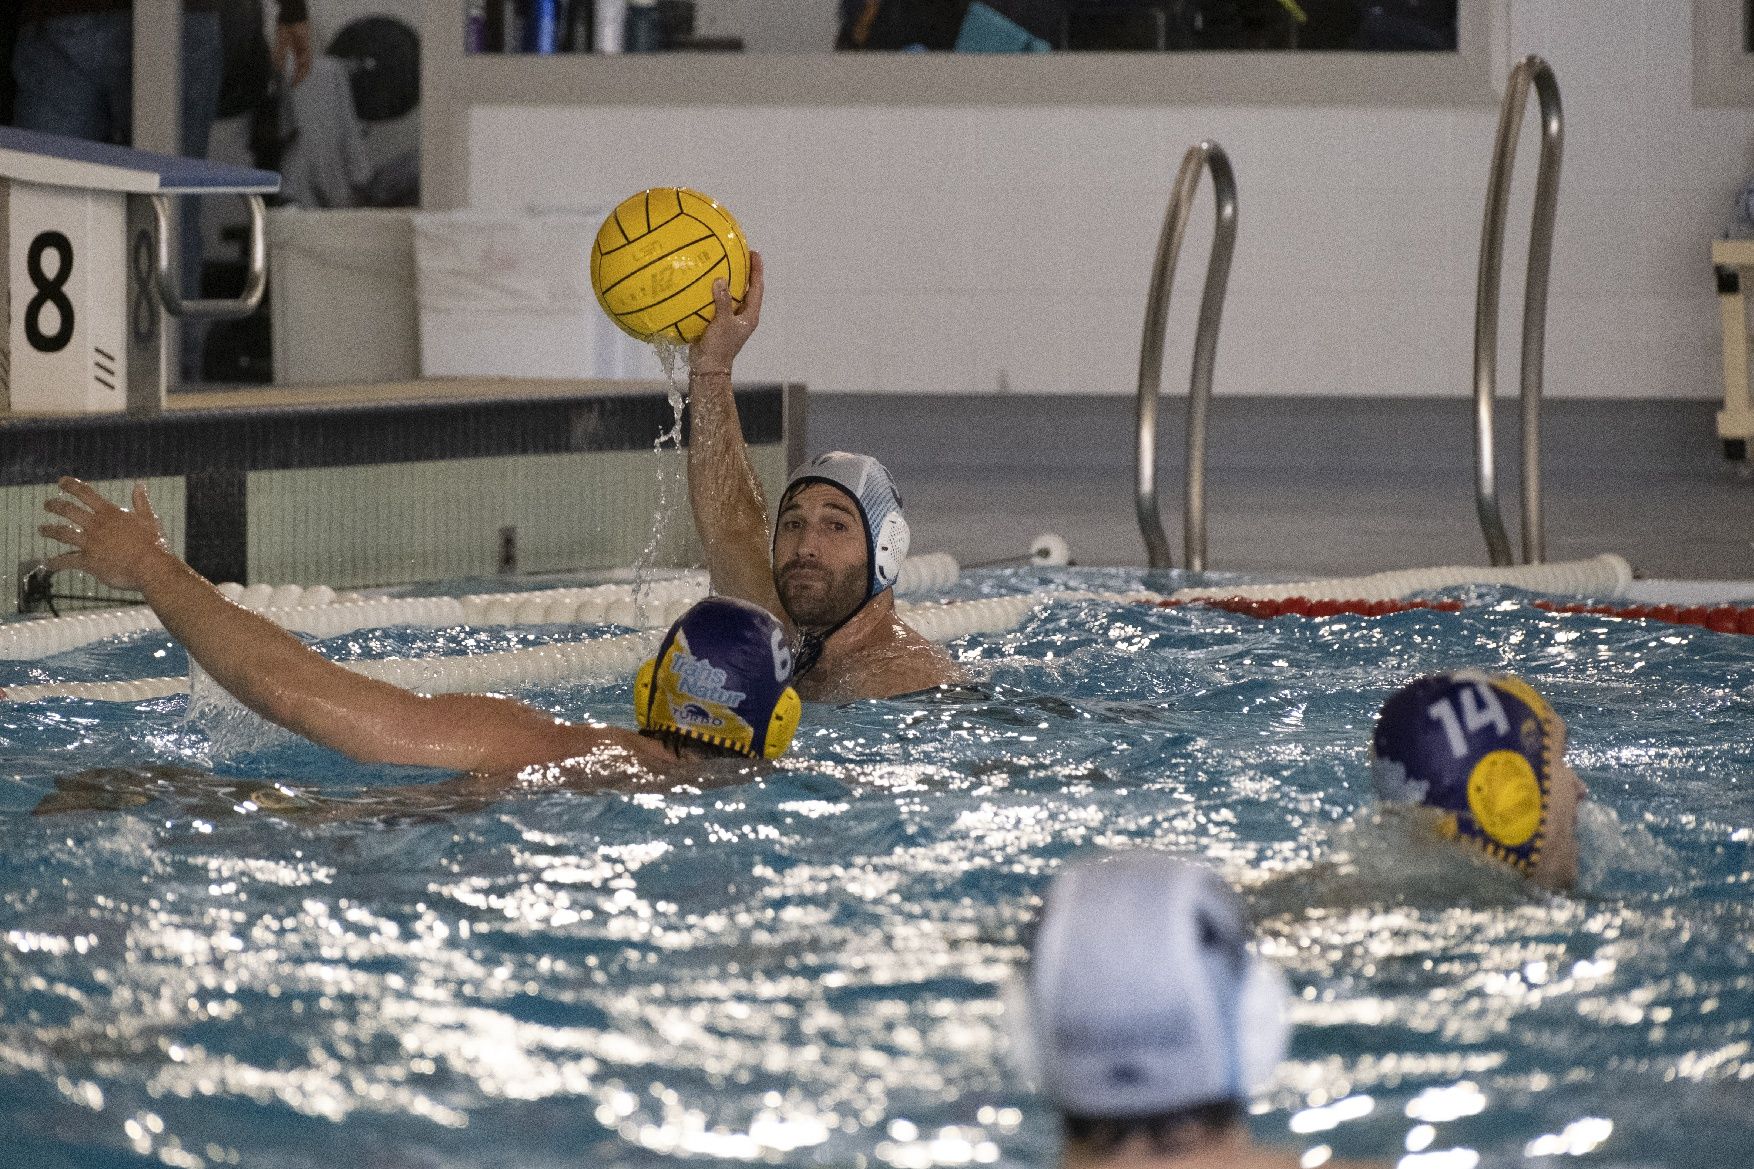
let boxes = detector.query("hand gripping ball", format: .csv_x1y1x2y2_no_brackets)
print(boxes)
590,188,750,345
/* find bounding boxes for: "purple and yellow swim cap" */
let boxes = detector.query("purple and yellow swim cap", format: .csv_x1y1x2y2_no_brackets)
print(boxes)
1370,671,1565,875
635,597,800,760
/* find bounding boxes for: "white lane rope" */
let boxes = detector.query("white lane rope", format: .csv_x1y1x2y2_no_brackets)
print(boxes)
0,552,969,663
0,555,1632,704
1167,553,1632,604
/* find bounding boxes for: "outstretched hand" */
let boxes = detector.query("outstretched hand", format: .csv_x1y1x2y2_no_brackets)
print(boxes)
690,250,765,374
39,478,172,592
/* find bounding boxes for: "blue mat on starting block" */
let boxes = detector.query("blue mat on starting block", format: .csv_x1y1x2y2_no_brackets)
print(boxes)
0,127,279,194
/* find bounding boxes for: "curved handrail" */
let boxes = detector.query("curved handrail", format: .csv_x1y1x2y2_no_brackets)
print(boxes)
151,193,269,320
1473,55,1563,566
1135,141,1238,572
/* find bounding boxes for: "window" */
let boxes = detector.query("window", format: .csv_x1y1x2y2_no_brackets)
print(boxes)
838,0,1459,55
426,0,1505,208
465,0,1460,55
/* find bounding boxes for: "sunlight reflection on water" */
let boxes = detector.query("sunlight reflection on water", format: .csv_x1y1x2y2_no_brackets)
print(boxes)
1,573,1751,1168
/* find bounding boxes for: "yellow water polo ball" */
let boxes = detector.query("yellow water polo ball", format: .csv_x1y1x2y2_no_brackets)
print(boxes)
590,188,750,345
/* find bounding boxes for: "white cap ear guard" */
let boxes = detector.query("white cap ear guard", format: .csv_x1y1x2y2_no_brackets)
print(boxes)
1235,958,1292,1094
872,509,911,590
1003,852,1290,1116
1001,969,1044,1088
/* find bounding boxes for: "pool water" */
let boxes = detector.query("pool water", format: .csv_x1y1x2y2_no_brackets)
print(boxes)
0,569,1750,1169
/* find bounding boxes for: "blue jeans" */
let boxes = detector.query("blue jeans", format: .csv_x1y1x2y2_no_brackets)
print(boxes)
13,11,225,380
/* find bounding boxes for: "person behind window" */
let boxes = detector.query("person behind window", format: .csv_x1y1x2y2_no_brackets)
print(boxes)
13,0,311,151
13,0,312,379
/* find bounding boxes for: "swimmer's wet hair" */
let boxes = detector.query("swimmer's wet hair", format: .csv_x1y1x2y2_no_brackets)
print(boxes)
1062,1100,1243,1157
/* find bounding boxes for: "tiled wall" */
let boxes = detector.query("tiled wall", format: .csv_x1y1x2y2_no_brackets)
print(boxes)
0,447,786,615
247,445,787,588
468,0,1754,400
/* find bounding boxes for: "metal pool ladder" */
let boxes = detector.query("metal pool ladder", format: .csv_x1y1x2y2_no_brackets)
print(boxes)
1474,55,1563,566
1135,141,1237,572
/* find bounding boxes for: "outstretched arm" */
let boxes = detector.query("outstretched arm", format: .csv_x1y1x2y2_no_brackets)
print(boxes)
40,479,615,773
685,252,794,633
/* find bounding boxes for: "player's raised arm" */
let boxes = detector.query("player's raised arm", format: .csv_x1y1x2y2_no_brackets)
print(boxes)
684,252,791,631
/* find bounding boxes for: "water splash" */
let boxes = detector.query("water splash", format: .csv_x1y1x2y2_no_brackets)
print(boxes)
1574,800,1682,892
629,340,691,623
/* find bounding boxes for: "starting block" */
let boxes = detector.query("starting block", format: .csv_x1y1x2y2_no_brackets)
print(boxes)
0,127,278,416
1713,237,1754,459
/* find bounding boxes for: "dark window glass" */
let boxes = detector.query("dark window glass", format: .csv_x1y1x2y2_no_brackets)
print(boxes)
462,0,1461,55
837,0,1459,53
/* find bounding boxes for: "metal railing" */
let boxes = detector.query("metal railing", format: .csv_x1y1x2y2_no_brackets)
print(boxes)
1135,141,1237,572
150,193,269,320
1473,55,1563,566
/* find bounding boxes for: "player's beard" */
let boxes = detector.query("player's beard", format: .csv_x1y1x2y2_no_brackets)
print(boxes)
776,557,866,630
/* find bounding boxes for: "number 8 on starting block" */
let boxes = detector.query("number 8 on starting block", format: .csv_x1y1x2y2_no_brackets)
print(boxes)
0,127,277,415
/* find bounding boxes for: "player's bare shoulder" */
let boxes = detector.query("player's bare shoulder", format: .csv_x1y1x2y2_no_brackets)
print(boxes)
888,619,963,689
799,617,960,702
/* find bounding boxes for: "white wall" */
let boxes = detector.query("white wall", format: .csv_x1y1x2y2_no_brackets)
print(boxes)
468,0,1754,397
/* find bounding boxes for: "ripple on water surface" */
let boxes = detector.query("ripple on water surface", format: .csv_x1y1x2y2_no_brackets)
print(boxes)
0,573,1751,1168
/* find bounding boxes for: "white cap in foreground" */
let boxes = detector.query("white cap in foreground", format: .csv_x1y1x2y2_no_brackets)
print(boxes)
1010,852,1291,1118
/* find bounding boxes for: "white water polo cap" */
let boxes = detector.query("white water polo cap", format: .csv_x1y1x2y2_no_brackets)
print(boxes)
777,452,911,600
1009,852,1291,1119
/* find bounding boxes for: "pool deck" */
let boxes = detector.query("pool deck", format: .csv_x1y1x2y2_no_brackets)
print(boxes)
811,395,1753,581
